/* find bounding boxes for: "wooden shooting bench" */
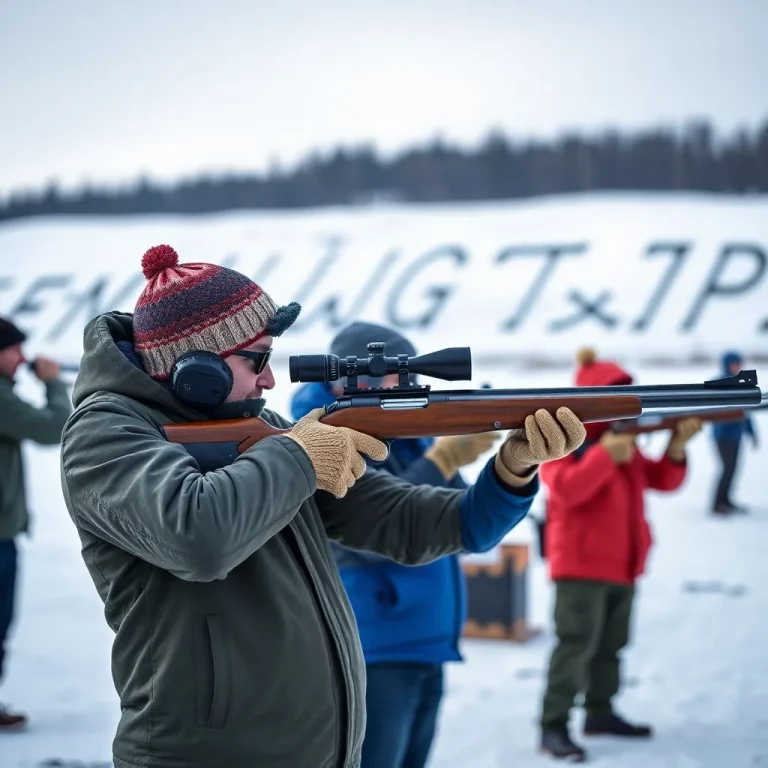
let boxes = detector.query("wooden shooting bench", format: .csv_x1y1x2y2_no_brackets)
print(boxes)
461,543,541,642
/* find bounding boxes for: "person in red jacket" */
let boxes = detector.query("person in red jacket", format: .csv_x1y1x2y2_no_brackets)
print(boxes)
537,348,703,762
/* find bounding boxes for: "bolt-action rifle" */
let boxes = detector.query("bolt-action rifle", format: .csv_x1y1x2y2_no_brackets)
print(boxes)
163,343,763,465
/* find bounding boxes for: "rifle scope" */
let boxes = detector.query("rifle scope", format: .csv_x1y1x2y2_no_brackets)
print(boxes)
289,342,472,384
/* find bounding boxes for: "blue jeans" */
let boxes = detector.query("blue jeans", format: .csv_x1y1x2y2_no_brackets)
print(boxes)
0,540,18,683
361,662,444,768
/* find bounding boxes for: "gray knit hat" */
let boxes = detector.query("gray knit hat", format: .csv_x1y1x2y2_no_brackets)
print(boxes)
330,321,416,360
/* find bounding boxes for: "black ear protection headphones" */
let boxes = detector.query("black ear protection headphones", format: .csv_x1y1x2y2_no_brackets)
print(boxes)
170,348,272,407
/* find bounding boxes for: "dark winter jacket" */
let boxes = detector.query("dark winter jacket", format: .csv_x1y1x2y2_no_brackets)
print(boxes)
711,352,757,444
0,373,71,540
59,312,537,768
292,382,494,666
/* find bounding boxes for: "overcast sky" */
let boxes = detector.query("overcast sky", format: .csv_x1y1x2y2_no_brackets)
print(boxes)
1,0,766,198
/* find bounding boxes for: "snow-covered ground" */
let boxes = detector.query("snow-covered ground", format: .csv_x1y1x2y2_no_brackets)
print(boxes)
1,362,766,768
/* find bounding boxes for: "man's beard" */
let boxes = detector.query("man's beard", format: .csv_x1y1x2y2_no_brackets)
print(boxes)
207,396,266,420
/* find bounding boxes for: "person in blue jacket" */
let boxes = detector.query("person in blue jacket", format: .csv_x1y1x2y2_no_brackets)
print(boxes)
710,350,759,515
291,321,505,768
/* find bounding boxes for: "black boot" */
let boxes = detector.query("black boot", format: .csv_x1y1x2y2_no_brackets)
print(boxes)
0,703,28,731
539,728,587,761
583,712,652,737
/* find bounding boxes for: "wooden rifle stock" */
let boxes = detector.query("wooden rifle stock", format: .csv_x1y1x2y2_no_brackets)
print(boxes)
320,395,642,436
163,418,289,454
163,395,643,455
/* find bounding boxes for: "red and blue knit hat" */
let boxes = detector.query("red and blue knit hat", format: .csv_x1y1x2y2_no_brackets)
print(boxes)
133,244,300,381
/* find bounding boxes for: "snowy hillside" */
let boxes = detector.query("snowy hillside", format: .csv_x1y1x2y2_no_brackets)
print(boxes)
1,192,767,368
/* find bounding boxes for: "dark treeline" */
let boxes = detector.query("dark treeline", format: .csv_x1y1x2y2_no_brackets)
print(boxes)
2,118,768,221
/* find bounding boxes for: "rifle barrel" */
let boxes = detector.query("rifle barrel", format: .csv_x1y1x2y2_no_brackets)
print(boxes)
334,371,762,412
434,388,759,410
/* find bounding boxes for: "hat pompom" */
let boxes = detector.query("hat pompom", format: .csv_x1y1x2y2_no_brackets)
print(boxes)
142,245,180,280
576,347,597,366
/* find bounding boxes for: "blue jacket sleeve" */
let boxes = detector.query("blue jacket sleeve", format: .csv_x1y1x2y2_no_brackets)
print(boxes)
460,457,538,553
290,383,336,421
746,415,756,439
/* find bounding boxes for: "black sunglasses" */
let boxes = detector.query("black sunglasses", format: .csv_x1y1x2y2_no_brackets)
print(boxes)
232,348,273,373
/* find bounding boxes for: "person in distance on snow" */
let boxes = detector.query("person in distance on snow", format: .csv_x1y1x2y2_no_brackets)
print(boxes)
0,316,72,731
709,350,759,515
537,347,703,763
291,320,500,768
59,244,588,768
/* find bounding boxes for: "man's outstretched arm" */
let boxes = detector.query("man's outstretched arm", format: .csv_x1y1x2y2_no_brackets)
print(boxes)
317,457,537,564
318,407,585,563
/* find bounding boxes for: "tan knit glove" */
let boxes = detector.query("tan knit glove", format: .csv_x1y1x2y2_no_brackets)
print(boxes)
285,408,389,498
424,432,501,479
495,407,586,486
666,416,703,462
